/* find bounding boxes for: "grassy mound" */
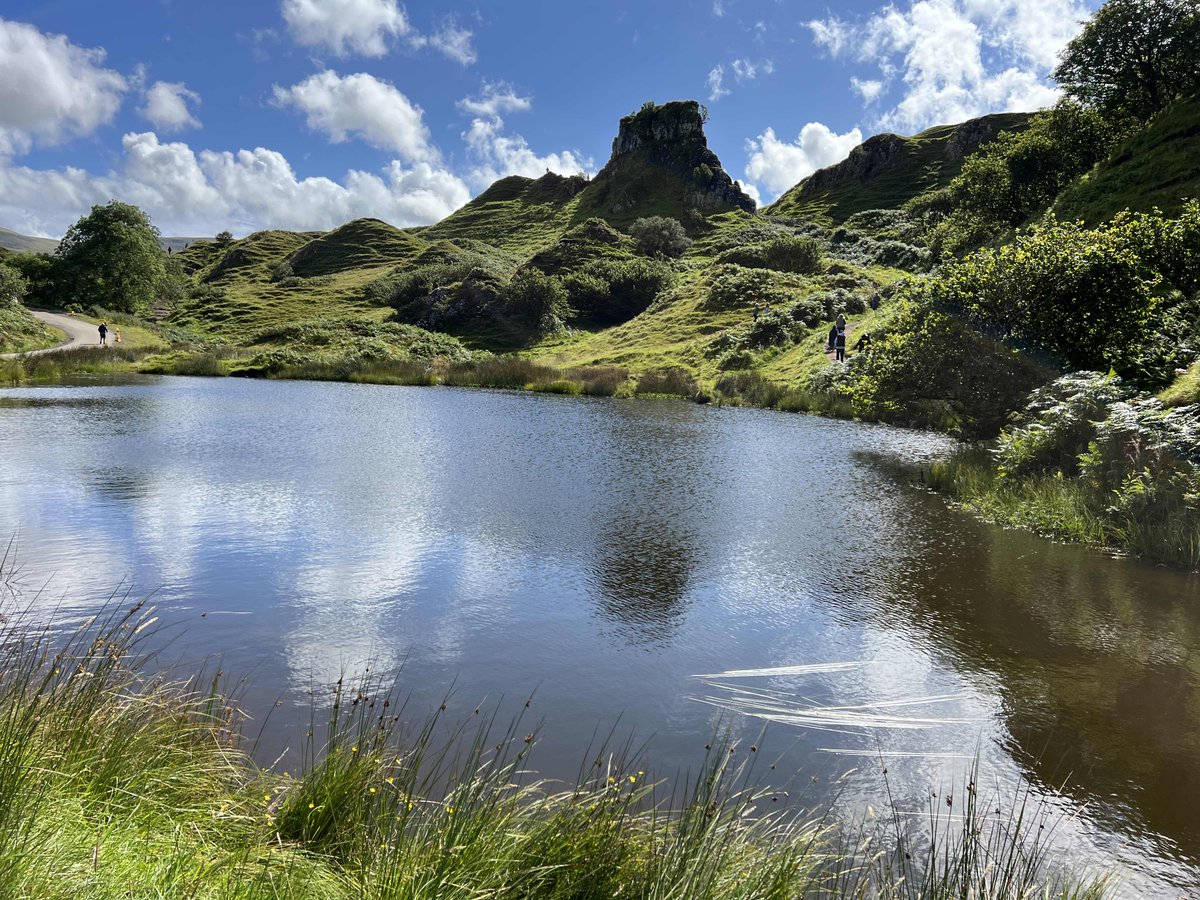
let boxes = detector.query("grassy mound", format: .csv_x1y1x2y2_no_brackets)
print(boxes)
1054,94,1200,225
287,219,427,278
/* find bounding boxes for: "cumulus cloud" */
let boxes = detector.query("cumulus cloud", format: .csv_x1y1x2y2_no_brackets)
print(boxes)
744,123,863,199
0,131,470,237
460,115,592,189
457,82,531,118
851,76,885,103
139,81,201,132
280,0,412,56
0,18,127,156
706,65,729,101
807,0,1086,132
427,20,476,65
273,70,434,161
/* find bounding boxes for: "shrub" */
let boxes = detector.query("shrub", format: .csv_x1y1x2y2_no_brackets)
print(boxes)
715,371,786,407
576,257,675,324
705,265,790,311
717,236,823,274
629,216,692,258
842,297,1048,437
635,366,699,397
503,269,569,333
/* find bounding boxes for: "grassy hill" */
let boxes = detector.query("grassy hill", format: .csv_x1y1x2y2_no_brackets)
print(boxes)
1054,94,1200,225
766,113,1030,224
0,227,58,255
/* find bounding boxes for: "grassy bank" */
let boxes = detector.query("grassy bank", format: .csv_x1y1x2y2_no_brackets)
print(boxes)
0,564,1107,898
927,373,1200,569
0,303,58,354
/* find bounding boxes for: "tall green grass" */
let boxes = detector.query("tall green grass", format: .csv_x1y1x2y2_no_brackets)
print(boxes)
1,345,147,385
0,549,1109,898
928,445,1200,567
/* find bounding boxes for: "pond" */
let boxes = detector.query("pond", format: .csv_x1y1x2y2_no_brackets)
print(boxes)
2,376,1199,896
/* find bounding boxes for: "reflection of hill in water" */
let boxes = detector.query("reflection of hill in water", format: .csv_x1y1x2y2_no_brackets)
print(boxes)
588,516,695,643
875,490,1200,862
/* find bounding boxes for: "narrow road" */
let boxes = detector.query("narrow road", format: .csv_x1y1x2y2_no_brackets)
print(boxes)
1,310,99,358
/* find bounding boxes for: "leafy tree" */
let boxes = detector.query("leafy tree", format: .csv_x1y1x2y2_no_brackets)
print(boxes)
1054,0,1200,123
214,230,235,247
917,104,1118,255
504,269,569,333
930,214,1163,372
55,201,165,313
629,216,691,258
0,263,29,305
4,252,57,307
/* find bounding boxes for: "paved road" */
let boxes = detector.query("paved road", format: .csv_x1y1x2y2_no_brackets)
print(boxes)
1,309,100,358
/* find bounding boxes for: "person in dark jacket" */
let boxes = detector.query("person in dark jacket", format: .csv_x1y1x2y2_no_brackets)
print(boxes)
835,327,847,362
98,322,108,346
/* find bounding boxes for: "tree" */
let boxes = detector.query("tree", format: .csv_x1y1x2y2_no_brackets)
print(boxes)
1054,0,1200,123
55,201,165,313
215,230,234,247
0,263,29,306
629,216,691,258
503,269,570,334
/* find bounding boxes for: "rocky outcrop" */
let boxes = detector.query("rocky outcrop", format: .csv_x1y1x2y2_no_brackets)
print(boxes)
586,100,756,216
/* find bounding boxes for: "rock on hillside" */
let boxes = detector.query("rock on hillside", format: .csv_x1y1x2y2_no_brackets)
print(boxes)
768,112,1031,223
578,100,756,221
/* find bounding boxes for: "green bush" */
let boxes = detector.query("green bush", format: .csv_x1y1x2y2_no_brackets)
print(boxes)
575,257,674,324
841,297,1048,437
629,216,692,258
717,236,823,274
503,269,570,333
705,265,790,311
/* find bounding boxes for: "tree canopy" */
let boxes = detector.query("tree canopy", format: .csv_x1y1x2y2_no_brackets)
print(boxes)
55,201,166,313
1054,0,1200,123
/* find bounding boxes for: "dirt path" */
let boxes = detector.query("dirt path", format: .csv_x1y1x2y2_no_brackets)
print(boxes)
1,310,101,358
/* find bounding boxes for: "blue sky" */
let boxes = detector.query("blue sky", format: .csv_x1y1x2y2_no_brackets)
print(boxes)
0,0,1097,236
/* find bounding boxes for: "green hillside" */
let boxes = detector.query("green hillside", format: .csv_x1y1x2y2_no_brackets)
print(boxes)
766,112,1030,224
1054,94,1200,224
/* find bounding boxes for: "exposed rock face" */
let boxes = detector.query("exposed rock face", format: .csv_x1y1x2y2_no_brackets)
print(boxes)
590,100,756,215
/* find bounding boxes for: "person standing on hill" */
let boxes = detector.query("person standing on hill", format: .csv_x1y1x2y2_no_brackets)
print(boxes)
835,312,846,333
98,322,108,346
835,326,847,362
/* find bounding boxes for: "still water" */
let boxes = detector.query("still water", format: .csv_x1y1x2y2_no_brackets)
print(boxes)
2,376,1200,895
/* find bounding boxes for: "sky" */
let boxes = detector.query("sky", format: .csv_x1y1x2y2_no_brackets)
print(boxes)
0,0,1099,237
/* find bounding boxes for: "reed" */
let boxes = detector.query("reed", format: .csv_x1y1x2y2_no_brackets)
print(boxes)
0,553,1109,899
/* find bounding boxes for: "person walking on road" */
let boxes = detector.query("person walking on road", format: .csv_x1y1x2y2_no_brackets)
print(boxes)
98,322,108,346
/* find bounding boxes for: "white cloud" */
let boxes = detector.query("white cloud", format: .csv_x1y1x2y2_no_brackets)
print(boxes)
0,18,127,156
273,70,434,162
744,123,864,199
460,115,592,189
807,0,1085,132
428,20,476,65
706,65,729,101
139,81,201,132
851,76,885,103
457,82,531,118
713,0,728,17
731,57,774,83
280,0,412,56
0,131,470,237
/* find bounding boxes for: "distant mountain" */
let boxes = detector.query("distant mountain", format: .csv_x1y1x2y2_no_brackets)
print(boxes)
766,112,1031,223
0,227,58,255
0,227,205,256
